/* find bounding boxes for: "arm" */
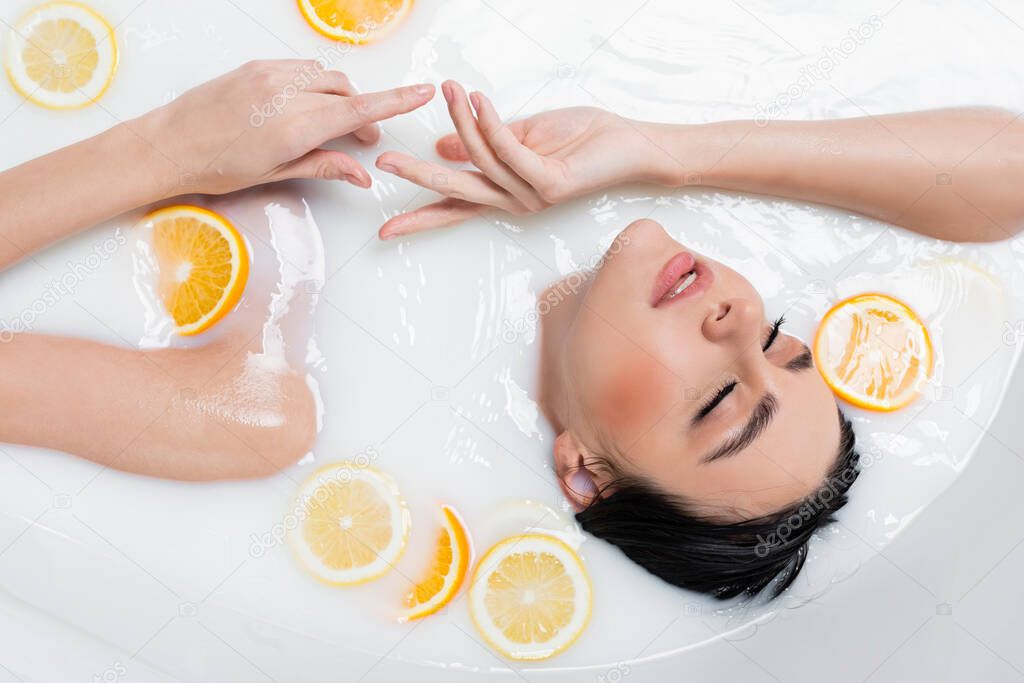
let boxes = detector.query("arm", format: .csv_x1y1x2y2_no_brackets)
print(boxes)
376,82,1024,243
0,60,435,479
0,122,163,268
0,59,435,270
651,108,1024,243
0,333,315,481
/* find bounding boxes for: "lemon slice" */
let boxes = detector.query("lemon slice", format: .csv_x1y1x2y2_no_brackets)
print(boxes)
814,292,934,411
398,505,472,622
142,205,249,337
291,463,410,586
469,534,592,661
297,0,413,43
5,1,118,110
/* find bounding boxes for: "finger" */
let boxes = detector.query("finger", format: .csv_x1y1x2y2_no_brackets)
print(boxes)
252,58,323,74
307,69,353,95
249,60,381,143
305,70,379,144
441,81,545,211
435,133,470,161
376,151,521,210
436,119,526,161
271,149,372,187
471,91,550,188
313,84,435,142
379,198,490,240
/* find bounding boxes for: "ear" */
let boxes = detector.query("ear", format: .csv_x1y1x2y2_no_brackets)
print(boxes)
553,431,613,512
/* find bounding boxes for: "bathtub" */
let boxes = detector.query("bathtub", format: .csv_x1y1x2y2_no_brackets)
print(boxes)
1,0,1023,680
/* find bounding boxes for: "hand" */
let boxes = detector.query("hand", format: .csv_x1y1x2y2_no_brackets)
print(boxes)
136,60,435,196
374,80,674,239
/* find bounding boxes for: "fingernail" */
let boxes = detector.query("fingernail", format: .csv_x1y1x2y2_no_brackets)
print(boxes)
413,83,434,97
441,82,452,104
377,162,397,174
469,91,481,110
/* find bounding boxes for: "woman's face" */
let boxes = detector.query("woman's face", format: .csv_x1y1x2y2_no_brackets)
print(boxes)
546,219,840,520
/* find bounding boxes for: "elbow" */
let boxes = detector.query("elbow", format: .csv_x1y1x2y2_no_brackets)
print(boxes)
954,216,1024,245
974,221,1024,243
937,107,1024,243
954,210,1024,244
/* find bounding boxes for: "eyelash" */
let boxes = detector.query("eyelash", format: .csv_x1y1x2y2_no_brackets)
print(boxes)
697,380,736,420
696,317,786,421
762,315,785,352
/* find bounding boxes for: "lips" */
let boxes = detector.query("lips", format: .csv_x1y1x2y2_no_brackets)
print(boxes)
651,251,713,307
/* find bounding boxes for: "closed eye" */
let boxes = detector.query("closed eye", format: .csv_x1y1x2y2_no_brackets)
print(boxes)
693,380,736,424
693,317,790,426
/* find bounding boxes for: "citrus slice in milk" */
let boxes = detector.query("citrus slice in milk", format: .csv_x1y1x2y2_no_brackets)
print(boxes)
297,0,413,43
398,505,472,622
4,1,118,110
291,463,410,586
143,205,249,337
469,534,592,661
814,293,934,411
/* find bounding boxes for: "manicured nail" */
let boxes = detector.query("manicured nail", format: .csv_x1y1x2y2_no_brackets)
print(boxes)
413,83,434,96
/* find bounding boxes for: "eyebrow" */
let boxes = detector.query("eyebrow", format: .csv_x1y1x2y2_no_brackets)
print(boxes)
699,342,813,464
786,345,814,371
701,392,778,463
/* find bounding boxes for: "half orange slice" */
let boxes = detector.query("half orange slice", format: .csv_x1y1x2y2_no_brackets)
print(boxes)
398,505,471,622
143,205,249,336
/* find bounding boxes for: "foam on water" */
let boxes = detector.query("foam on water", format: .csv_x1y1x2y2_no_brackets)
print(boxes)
1,0,1024,676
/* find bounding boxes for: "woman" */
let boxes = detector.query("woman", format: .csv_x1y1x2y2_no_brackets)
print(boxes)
2,62,1021,598
374,82,1024,598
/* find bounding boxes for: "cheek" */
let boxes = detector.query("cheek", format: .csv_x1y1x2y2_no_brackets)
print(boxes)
590,348,680,444
566,300,691,447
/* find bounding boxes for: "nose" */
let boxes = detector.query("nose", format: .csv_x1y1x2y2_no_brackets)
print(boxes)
702,297,761,347
616,218,666,248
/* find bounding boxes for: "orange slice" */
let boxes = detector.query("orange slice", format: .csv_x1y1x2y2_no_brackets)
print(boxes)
814,293,934,411
290,462,410,586
143,205,249,336
5,1,118,109
469,534,592,661
398,505,471,622
297,0,413,43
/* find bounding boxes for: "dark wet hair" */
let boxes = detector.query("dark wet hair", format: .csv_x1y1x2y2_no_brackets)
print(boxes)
576,410,859,601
